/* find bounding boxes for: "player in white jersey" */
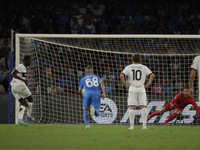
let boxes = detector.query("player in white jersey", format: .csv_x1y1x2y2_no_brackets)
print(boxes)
10,55,35,126
120,53,155,130
189,55,200,100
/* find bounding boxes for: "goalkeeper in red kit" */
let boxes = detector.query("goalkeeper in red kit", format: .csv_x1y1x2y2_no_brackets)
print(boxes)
147,86,199,125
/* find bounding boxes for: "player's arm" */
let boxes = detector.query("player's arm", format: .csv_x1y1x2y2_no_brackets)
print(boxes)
189,69,197,95
120,73,129,89
191,99,199,119
100,81,106,99
11,69,28,85
78,89,83,98
145,73,155,88
78,79,83,98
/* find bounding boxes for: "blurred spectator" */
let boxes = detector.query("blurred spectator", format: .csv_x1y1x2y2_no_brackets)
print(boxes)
97,17,108,33
0,32,11,50
70,17,81,34
152,79,164,96
30,13,45,33
163,79,175,96
0,84,5,94
0,52,9,92
0,52,9,70
173,26,181,34
19,12,31,31
174,75,184,92
77,20,92,34
104,78,115,96
0,38,10,59
85,19,96,33
57,9,71,34
90,3,104,21
57,68,72,94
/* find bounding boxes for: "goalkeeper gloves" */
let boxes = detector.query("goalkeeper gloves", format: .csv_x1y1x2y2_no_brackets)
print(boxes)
194,114,199,120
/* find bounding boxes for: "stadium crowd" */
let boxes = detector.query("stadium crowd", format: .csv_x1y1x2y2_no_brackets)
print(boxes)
0,0,200,94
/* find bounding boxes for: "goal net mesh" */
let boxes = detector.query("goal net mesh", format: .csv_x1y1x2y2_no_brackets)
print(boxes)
17,35,200,125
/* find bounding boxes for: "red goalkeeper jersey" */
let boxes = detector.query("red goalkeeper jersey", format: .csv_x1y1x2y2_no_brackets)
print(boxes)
170,93,199,114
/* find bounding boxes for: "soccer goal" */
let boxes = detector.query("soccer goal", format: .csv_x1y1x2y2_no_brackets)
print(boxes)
13,34,200,125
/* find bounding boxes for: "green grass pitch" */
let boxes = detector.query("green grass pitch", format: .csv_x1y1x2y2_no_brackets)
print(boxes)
0,124,200,150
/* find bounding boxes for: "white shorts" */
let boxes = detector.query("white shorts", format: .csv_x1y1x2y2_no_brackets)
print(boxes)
128,86,146,106
11,84,31,100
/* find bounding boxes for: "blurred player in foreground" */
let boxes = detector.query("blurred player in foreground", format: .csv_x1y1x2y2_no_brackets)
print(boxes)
78,65,106,129
120,53,155,130
189,55,200,99
147,86,199,125
10,55,35,126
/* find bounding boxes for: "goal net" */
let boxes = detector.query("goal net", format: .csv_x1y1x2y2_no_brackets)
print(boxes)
14,34,200,125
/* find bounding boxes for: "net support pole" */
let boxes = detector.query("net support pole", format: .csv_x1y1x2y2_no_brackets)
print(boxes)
8,29,14,124
14,33,20,124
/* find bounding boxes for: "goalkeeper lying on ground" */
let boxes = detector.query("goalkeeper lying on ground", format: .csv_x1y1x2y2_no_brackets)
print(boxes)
147,85,199,125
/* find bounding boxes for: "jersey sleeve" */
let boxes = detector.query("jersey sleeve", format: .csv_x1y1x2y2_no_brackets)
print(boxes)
190,56,198,70
97,76,102,83
15,64,24,72
145,66,152,76
79,79,84,90
122,66,128,76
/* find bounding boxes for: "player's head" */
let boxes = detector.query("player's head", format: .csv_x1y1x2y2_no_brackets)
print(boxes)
182,85,190,98
85,65,93,75
132,53,141,63
23,55,32,66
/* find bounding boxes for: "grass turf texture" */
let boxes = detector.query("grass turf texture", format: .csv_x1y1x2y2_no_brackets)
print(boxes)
0,124,200,150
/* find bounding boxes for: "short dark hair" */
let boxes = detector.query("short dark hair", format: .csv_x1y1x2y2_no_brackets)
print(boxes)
23,55,31,62
132,53,141,63
182,84,189,91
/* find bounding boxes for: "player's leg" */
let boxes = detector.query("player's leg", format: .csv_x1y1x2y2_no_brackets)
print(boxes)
128,91,137,130
164,109,182,125
18,98,28,119
11,85,28,126
26,95,35,121
129,105,136,130
138,92,147,129
18,98,29,126
91,94,101,117
140,105,147,129
147,104,169,121
90,105,95,117
83,109,90,129
21,86,35,121
83,95,91,128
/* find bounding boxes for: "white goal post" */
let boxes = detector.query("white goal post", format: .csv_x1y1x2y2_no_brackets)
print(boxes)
14,34,200,125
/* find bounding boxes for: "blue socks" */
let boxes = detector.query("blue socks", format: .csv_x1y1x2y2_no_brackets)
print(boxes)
83,111,89,125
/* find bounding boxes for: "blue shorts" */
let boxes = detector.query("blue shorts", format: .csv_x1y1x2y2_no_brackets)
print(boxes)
83,93,101,110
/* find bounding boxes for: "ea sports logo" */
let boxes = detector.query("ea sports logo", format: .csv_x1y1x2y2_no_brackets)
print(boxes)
92,98,118,124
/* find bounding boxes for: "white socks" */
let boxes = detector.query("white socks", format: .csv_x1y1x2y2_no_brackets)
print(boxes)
27,102,33,117
19,105,26,119
129,109,135,127
129,108,147,129
141,108,147,128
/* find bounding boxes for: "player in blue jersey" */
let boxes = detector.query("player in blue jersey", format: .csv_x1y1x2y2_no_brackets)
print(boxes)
78,65,106,129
